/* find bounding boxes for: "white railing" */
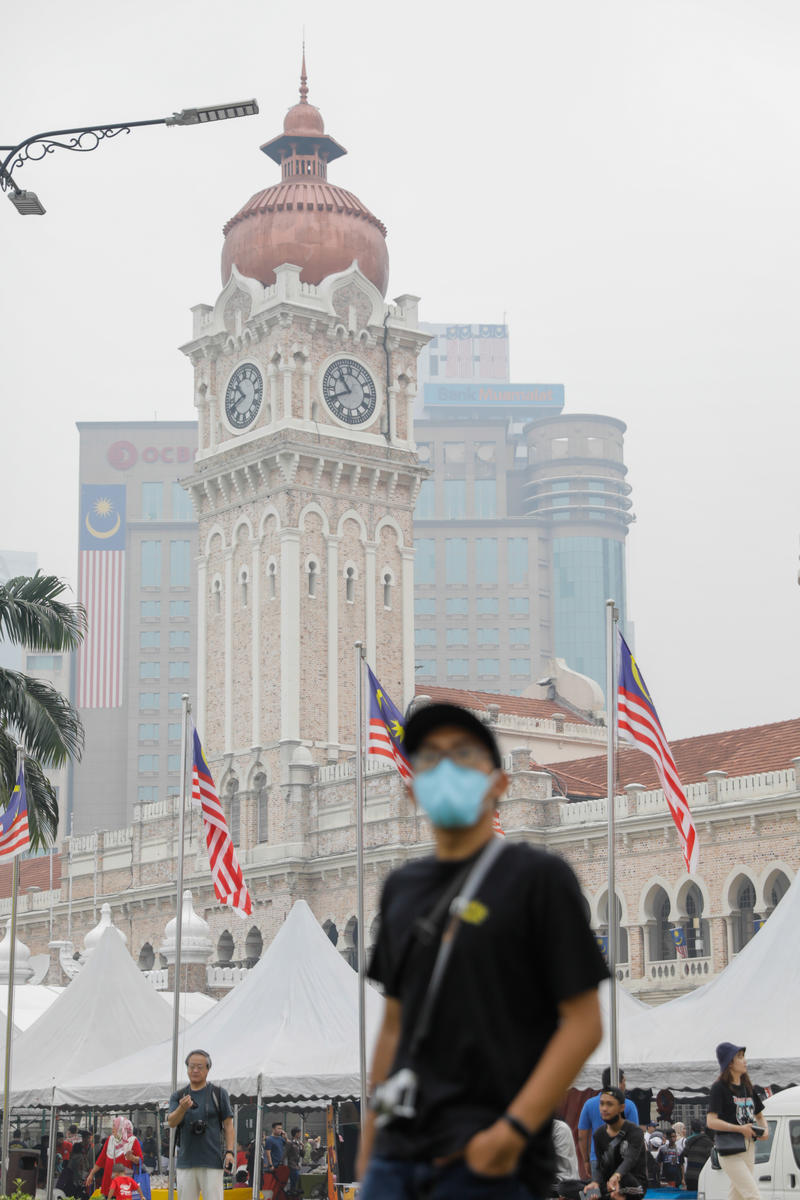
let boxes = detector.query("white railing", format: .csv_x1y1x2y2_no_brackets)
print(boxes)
490,712,607,739
317,758,391,783
718,769,796,801
647,956,712,982
559,796,628,825
0,888,61,916
133,797,180,822
69,832,98,854
105,827,133,849
207,964,248,988
143,968,168,990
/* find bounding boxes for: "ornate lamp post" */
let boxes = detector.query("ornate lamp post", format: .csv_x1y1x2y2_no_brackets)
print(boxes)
0,98,259,214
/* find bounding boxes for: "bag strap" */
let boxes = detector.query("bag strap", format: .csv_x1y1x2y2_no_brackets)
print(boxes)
409,837,506,1059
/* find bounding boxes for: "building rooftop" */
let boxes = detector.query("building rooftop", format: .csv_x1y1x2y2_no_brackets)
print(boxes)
414,683,593,725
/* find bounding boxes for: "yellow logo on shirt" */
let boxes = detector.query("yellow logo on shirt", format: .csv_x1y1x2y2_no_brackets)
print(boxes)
459,900,489,925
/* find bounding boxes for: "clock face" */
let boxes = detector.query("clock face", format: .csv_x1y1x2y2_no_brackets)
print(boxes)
225,363,263,430
322,358,378,426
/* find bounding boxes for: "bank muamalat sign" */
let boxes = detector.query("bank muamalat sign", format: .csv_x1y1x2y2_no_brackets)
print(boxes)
423,382,565,410
107,441,195,470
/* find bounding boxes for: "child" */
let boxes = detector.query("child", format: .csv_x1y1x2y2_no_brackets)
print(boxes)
107,1162,141,1200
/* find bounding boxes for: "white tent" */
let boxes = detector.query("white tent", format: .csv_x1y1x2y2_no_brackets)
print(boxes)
588,869,800,1089
163,992,218,1025
8,927,178,1107
55,899,385,1107
0,985,63,1032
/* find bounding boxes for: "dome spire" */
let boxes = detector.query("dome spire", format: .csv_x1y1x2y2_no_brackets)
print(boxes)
299,42,309,104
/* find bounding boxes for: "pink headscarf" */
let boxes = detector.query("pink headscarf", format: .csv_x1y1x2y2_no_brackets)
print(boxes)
108,1118,134,1162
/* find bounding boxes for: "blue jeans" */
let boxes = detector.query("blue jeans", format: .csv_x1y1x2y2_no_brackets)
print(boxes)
359,1155,536,1199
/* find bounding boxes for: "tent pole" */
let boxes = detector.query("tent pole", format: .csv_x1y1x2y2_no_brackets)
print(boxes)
353,642,368,1141
155,1106,162,1171
45,1101,58,1200
168,693,192,1200
1,746,24,1197
605,600,620,1087
251,1076,263,1200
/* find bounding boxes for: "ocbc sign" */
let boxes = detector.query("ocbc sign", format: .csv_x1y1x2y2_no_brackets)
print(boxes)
107,441,194,470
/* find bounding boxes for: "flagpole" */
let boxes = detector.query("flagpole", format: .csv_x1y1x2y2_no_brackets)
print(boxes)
605,600,620,1087
353,642,368,1141
1,746,24,1196
168,693,191,1200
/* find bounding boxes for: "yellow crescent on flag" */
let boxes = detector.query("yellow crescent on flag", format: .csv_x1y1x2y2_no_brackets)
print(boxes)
85,511,121,539
630,654,652,703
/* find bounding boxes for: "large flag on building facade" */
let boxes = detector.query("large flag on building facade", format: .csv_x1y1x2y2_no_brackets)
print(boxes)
0,767,30,860
192,728,252,917
77,483,126,708
617,631,698,874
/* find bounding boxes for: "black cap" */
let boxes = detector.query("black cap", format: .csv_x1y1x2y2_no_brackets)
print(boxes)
404,702,502,767
601,1086,626,1106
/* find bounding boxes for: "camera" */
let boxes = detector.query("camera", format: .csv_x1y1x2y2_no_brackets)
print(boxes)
191,1120,207,1136
369,1068,418,1128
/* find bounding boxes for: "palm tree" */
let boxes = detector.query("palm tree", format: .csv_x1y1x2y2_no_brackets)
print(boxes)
0,572,86,847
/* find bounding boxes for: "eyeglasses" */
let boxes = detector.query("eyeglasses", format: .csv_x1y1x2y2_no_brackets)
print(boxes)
410,744,493,774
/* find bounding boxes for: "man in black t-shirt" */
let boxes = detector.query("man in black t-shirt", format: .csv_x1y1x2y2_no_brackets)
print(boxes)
585,1088,647,1200
357,702,608,1199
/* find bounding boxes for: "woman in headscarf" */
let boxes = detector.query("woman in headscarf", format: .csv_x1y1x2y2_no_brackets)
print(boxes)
86,1119,143,1197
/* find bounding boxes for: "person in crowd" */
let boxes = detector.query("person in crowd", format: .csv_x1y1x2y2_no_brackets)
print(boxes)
166,1049,235,1200
56,1144,88,1200
673,1123,687,1156
644,1123,663,1187
264,1122,290,1192
107,1162,142,1200
707,1044,768,1200
141,1128,157,1171
681,1119,714,1190
87,1118,143,1198
657,1130,682,1188
357,701,607,1199
285,1128,303,1197
584,1088,648,1200
302,1134,313,1166
578,1070,640,1174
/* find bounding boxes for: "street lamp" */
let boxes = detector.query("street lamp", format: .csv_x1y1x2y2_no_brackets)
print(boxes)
0,98,259,215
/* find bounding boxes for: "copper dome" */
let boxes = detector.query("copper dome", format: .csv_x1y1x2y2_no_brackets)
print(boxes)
221,54,389,296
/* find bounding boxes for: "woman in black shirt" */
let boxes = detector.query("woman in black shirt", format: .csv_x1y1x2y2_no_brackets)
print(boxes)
706,1043,768,1200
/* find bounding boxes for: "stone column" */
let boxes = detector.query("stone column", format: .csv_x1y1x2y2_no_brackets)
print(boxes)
628,924,645,979
401,546,415,708
280,529,301,745
326,536,340,755
196,552,208,737
711,915,729,972
250,540,261,748
223,549,234,750
365,541,377,667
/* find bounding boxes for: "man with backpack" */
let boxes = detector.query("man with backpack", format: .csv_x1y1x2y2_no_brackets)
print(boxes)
167,1049,234,1200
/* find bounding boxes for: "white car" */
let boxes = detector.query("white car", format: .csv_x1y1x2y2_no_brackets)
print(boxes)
698,1085,800,1200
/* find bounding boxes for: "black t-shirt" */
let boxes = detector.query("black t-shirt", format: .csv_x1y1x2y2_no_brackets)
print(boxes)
592,1122,648,1192
368,841,608,1162
708,1081,764,1152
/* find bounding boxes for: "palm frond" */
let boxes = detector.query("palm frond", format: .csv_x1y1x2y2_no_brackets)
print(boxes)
0,669,84,766
0,572,86,653
0,732,58,848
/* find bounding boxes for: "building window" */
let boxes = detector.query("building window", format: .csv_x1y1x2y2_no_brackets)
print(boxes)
141,481,163,521
477,627,499,645
141,541,162,587
446,597,468,615
415,539,436,585
140,662,160,679
446,628,468,645
445,539,467,584
415,598,436,615
213,578,222,613
476,598,498,615
141,600,161,620
169,630,190,649
170,600,190,619
240,568,248,607
509,597,529,614
138,754,159,773
168,692,183,710
509,628,530,645
228,790,240,845
140,631,160,650
171,481,194,520
256,778,269,843
507,537,529,585
139,692,159,710
447,658,468,677
477,659,499,675
415,659,436,675
475,442,496,463
417,442,432,463
138,786,158,804
551,437,569,458
415,479,435,520
443,480,466,519
26,654,62,670
268,560,277,599
510,658,530,675
474,479,497,518
443,443,465,463
168,754,181,773
344,565,354,603
170,540,191,587
732,880,757,952
168,722,182,741
383,571,393,609
169,661,190,679
138,723,159,741
475,539,498,583
415,629,436,645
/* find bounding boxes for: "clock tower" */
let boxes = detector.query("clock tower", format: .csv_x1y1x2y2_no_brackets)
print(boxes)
180,58,428,856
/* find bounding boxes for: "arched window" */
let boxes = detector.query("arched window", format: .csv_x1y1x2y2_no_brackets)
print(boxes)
323,919,338,946
254,772,268,843
213,578,222,614
383,571,393,609
647,886,675,961
345,566,355,603
766,870,790,912
138,942,155,971
307,559,318,598
732,879,757,953
244,926,263,966
341,916,358,971
226,780,240,845
240,568,248,608
268,560,277,600
683,884,710,958
217,930,234,964
599,893,628,964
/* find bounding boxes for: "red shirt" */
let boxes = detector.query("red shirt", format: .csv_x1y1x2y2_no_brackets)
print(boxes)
107,1178,141,1200
95,1139,143,1196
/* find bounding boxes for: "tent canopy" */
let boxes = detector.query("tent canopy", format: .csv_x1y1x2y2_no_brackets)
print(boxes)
9,928,178,1107
54,899,385,1108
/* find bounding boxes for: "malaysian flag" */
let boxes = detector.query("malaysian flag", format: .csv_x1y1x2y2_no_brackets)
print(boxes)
77,484,126,708
0,767,30,860
366,667,412,780
617,631,698,874
192,728,252,917
670,926,688,959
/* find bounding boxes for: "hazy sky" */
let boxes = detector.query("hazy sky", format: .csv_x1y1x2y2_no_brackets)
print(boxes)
2,0,798,740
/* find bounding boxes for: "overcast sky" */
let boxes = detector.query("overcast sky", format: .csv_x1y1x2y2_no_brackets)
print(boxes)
2,0,798,740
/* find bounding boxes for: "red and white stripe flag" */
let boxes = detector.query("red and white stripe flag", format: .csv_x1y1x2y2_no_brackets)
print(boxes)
77,485,126,709
192,727,252,917
0,768,30,860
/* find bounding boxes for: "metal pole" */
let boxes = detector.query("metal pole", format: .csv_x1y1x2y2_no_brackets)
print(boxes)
45,1101,58,1200
251,1076,263,1200
93,837,98,921
605,600,619,1087
49,850,53,941
67,811,73,940
353,643,368,1140
1,746,24,1196
168,694,191,1200
155,1106,162,1171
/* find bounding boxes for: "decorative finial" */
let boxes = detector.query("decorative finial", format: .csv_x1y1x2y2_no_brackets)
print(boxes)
300,41,308,103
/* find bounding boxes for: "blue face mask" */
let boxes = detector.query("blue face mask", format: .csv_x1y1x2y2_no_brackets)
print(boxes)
414,759,496,829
